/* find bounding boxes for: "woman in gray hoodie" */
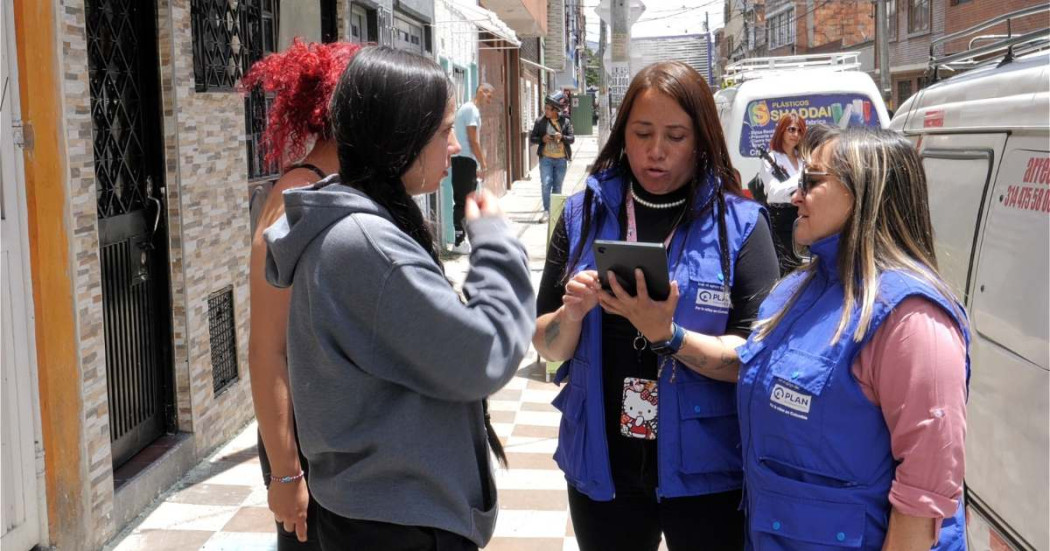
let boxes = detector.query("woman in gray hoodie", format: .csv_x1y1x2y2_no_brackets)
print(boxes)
264,46,536,550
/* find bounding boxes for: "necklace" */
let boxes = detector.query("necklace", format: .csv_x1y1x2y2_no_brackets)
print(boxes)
630,182,686,209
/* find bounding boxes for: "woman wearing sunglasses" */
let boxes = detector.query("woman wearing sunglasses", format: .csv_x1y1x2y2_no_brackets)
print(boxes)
760,114,806,274
737,127,970,550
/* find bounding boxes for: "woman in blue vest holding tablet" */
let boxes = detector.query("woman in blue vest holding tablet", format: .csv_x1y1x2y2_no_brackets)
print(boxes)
533,61,779,550
737,127,970,550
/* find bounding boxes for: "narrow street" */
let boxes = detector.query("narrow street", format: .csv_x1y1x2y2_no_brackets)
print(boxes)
104,134,670,551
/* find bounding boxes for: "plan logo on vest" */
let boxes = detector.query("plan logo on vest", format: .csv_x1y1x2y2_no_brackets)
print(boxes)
694,282,731,314
770,382,812,420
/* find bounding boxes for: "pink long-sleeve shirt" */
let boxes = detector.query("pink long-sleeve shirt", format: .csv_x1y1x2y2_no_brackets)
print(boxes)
851,296,968,521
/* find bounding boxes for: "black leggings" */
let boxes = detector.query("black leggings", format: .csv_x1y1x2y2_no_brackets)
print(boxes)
568,486,744,551
258,430,322,551
315,505,477,551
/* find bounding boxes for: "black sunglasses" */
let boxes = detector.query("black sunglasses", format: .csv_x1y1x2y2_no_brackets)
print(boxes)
798,163,829,197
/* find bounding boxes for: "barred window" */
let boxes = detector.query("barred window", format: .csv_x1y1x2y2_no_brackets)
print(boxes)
191,0,277,92
208,287,239,394
192,0,279,178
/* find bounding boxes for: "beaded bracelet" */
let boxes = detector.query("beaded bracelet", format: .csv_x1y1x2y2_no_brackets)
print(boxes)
270,470,305,484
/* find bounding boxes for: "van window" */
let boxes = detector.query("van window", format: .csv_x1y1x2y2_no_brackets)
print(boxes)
739,94,882,157
922,148,995,301
970,147,1049,370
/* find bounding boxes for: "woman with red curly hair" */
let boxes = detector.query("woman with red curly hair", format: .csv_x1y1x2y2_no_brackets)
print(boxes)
245,39,360,550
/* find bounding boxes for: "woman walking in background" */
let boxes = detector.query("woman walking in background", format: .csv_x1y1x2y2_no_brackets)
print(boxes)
530,94,576,219
265,46,535,550
244,39,360,549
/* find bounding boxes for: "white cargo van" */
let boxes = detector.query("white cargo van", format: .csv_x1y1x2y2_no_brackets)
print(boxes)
890,8,1049,550
715,52,890,185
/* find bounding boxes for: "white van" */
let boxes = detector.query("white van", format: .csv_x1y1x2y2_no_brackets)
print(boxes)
890,9,1049,550
716,52,890,185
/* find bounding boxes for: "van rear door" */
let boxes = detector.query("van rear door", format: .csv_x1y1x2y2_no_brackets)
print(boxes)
962,134,1049,551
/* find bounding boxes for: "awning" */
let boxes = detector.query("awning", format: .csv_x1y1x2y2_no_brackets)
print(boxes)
442,0,521,48
520,58,557,73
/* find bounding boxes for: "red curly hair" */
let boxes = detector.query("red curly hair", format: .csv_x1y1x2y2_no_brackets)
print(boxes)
768,113,807,155
240,39,361,169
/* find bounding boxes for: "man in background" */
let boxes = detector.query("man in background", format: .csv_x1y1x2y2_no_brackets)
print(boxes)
451,83,494,254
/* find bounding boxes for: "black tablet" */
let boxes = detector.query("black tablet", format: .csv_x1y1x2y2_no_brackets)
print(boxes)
592,240,671,301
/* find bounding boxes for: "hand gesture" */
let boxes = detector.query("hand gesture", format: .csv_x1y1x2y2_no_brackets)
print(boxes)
270,477,310,542
598,269,680,342
563,270,601,322
465,189,502,221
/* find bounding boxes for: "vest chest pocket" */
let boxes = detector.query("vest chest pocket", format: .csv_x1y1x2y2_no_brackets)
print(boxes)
677,381,742,474
763,348,837,424
685,259,732,322
750,491,866,548
552,374,588,486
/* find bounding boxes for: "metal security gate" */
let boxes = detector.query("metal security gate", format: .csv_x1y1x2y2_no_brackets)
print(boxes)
87,0,174,468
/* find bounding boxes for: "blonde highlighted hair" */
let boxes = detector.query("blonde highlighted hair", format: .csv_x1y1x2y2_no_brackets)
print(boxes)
753,127,966,344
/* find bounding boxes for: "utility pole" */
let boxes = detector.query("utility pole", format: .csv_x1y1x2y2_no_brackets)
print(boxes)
876,0,892,105
598,19,609,140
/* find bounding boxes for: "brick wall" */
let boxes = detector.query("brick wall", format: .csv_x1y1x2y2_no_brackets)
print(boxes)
888,0,947,67
545,0,566,70
161,0,255,458
943,0,1046,53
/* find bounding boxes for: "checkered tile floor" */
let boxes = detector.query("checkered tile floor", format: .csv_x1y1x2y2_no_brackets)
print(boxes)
105,359,586,551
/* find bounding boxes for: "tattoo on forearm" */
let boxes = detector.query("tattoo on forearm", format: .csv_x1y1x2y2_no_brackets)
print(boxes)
716,336,739,370
544,319,562,348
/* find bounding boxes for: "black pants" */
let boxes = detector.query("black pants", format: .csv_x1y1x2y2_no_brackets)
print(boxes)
451,156,477,244
568,486,744,551
316,506,477,551
258,430,322,551
768,203,801,275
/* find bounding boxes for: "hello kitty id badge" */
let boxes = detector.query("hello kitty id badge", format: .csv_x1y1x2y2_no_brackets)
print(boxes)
620,377,658,440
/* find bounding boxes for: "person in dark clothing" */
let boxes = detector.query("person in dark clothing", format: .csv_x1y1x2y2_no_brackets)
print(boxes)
532,61,779,551
244,39,361,550
530,95,576,218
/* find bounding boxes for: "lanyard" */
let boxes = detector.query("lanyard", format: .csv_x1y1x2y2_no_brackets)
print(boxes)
624,189,679,247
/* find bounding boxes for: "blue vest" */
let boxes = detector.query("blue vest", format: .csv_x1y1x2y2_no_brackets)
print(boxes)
553,169,765,501
736,234,970,550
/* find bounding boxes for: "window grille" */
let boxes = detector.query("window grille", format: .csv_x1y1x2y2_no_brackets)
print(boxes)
208,287,239,394
245,88,278,180
191,0,278,92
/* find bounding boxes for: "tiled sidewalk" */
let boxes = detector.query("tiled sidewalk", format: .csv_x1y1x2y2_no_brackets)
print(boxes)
104,358,581,551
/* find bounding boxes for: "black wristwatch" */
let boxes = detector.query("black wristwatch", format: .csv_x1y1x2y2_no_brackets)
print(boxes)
650,323,686,356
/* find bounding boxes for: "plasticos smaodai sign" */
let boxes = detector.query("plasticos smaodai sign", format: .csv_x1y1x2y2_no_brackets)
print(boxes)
740,94,883,157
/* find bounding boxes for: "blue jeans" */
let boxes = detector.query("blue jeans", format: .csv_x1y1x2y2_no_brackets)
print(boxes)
539,156,568,212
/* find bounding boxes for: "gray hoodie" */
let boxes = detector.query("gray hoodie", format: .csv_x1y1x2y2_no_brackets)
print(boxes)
264,178,535,545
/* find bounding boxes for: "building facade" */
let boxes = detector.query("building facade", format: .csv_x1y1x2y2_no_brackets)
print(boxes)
883,0,1044,109
631,34,713,83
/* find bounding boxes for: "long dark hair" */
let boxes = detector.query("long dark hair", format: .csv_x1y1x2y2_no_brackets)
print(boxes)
568,61,742,288
329,46,508,466
330,46,446,265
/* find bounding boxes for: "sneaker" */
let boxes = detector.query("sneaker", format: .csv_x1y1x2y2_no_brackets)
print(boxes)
451,241,472,255
540,211,550,223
